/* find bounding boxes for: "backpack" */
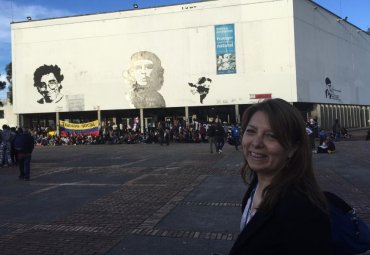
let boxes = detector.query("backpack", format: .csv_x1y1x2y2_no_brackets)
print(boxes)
232,127,240,138
324,191,370,255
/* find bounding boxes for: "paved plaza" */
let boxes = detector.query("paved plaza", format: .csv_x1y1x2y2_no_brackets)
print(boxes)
0,139,369,255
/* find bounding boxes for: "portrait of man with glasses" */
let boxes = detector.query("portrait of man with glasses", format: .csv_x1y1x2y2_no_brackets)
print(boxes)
33,64,64,104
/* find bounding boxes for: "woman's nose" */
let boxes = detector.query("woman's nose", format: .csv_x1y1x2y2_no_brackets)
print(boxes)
251,134,264,147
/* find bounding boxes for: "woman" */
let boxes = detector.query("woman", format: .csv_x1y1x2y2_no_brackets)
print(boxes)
229,98,331,255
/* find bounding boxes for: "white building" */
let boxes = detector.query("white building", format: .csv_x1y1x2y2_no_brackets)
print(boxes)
0,99,18,128
11,0,370,131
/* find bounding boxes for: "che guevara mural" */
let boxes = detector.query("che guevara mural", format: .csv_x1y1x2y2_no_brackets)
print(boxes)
123,51,166,109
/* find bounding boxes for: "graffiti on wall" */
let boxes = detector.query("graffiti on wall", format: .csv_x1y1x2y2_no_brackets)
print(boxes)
188,77,212,104
123,51,166,109
33,64,64,104
324,77,342,102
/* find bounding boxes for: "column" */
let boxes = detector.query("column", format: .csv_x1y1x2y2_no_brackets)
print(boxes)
235,104,240,124
17,114,21,128
185,106,189,127
339,105,344,128
56,112,60,136
140,108,144,133
97,108,101,124
350,106,354,128
343,106,348,128
97,107,101,133
362,106,366,128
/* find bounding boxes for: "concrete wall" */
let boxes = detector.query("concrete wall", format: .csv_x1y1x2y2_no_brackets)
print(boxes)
0,100,18,127
11,0,297,114
293,0,370,105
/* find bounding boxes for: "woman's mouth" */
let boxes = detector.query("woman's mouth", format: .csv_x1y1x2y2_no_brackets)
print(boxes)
248,151,267,160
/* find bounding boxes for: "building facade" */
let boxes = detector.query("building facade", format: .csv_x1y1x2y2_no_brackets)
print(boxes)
11,0,370,132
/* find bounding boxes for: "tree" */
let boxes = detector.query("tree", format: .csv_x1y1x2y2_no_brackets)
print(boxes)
5,62,12,104
0,76,6,91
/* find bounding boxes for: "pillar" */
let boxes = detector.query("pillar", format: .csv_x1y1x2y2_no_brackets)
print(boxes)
235,104,240,124
97,107,101,133
17,114,21,128
56,112,60,136
97,108,101,124
140,108,144,133
362,106,366,128
185,106,189,127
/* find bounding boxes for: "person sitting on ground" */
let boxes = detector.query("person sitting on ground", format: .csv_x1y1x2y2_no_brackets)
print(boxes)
317,137,336,154
317,138,328,153
319,129,327,145
327,138,336,153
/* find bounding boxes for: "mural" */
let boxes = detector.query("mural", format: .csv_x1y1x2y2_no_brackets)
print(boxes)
188,77,212,104
324,77,341,102
123,51,166,109
215,24,236,75
33,65,64,104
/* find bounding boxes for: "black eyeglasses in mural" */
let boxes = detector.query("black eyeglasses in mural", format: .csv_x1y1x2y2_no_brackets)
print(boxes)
124,51,166,108
33,64,64,104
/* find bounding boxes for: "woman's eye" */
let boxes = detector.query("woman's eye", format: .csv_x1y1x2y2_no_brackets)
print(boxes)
245,128,255,134
265,133,277,139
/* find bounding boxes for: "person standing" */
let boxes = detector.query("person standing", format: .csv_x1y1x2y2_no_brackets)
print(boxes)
229,98,331,255
0,125,15,167
207,122,216,153
332,119,341,142
231,123,241,151
15,128,35,181
215,121,225,153
164,126,170,146
158,122,165,146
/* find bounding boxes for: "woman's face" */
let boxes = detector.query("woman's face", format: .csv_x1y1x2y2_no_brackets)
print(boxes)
133,59,154,86
242,111,290,176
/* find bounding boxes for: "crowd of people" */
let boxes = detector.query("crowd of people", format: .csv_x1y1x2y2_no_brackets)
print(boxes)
20,121,240,147
304,117,355,154
0,125,34,180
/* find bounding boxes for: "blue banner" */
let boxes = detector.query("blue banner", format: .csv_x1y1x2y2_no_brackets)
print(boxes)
215,24,236,74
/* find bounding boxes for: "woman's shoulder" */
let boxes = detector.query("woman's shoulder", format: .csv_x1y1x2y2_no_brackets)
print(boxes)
276,188,327,219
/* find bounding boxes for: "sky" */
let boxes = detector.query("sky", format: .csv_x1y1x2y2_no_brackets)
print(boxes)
1,0,370,99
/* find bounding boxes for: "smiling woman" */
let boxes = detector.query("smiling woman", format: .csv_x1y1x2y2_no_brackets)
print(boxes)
229,98,331,255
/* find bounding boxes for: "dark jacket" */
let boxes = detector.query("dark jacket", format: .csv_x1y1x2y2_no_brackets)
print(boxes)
229,184,332,255
207,124,216,137
215,123,225,137
17,133,35,154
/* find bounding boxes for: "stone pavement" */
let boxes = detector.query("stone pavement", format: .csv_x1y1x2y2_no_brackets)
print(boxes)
0,140,369,255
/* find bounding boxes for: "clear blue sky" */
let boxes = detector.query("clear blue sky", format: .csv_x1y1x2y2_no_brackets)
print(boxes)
1,0,369,98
